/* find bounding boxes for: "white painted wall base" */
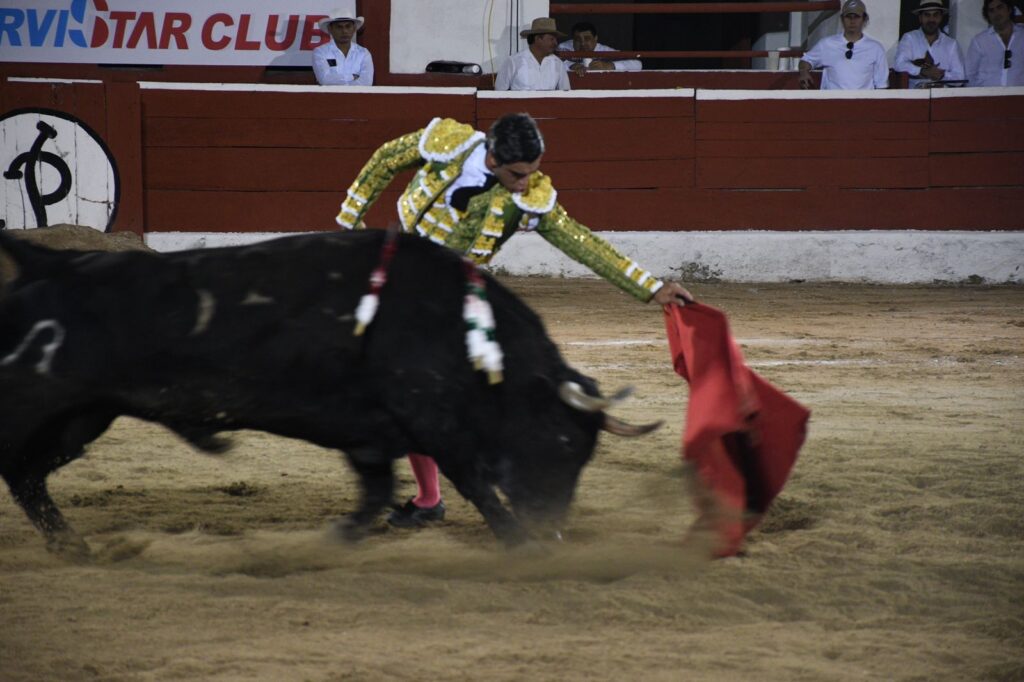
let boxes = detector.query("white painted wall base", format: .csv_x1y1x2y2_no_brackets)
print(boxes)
144,230,1024,284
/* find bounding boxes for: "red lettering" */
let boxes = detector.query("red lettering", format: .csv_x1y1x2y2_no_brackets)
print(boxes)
265,15,298,51
159,12,190,50
89,0,109,46
108,10,134,49
126,11,157,50
201,13,231,50
301,15,328,50
91,16,109,47
234,14,260,50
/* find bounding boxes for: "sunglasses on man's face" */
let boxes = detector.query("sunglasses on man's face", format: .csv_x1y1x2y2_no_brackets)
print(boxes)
845,42,855,60
1005,50,1013,69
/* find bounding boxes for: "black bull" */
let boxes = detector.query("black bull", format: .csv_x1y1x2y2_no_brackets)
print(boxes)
0,230,657,557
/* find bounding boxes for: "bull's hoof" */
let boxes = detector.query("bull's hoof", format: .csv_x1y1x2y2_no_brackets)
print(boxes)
497,525,533,550
46,533,92,563
509,537,553,558
331,517,369,544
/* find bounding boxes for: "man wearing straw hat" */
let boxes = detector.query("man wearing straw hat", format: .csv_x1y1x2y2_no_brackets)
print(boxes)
894,0,965,88
313,2,374,86
494,18,571,91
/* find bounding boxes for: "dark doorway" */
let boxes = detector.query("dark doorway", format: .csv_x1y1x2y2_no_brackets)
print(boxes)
632,0,790,69
555,0,637,60
554,0,807,70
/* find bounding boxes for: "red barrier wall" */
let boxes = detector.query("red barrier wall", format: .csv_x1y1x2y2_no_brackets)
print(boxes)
3,81,1023,235
139,86,476,233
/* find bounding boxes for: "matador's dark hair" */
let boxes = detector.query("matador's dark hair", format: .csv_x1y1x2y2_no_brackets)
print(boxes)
486,113,545,165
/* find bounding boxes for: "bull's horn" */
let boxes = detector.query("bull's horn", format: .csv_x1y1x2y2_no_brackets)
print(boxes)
558,381,634,413
602,415,663,437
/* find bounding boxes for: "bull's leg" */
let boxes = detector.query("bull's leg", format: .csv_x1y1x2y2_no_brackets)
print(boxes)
1,409,116,560
2,470,90,561
442,468,528,547
335,451,395,542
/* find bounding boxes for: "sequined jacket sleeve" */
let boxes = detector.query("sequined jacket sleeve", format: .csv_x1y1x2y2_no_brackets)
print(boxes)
336,129,426,229
536,204,663,302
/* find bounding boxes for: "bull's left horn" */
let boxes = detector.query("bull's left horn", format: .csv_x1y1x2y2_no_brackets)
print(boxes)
558,382,633,413
602,415,663,437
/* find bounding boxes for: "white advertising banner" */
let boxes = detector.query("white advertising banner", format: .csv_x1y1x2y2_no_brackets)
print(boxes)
0,0,336,66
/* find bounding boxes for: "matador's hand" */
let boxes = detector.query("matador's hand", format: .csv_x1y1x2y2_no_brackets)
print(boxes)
654,281,694,307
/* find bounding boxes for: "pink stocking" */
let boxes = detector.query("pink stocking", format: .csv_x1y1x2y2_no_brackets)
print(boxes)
407,454,441,507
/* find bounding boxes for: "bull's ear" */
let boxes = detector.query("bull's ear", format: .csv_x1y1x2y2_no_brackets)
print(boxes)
0,232,72,285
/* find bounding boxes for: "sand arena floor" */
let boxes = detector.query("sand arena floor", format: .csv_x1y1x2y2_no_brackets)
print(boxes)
1,260,1022,680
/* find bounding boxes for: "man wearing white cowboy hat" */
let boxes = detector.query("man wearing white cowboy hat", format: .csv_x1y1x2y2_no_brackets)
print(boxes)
312,2,373,86
895,0,965,88
494,17,570,91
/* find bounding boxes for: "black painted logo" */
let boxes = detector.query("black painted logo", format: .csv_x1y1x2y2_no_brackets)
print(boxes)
1,108,119,232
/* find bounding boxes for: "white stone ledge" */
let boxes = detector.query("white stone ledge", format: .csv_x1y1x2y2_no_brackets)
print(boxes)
144,230,1024,284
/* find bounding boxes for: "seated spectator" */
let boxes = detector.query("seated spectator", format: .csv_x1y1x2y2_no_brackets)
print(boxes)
798,0,889,90
966,0,1024,86
494,18,571,91
557,21,642,75
895,0,965,88
312,3,374,86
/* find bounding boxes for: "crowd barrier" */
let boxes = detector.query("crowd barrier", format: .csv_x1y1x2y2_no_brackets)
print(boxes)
2,79,1022,238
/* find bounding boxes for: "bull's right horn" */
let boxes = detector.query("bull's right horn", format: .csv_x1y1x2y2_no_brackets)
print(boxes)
558,381,633,413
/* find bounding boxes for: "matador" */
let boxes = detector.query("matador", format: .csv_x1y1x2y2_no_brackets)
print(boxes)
335,112,692,528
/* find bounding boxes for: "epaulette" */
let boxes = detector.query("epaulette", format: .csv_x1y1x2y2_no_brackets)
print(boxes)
419,117,485,163
512,172,557,214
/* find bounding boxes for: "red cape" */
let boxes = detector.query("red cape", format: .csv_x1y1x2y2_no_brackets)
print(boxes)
664,303,810,557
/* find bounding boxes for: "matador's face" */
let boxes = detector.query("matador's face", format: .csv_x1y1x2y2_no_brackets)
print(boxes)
487,154,542,195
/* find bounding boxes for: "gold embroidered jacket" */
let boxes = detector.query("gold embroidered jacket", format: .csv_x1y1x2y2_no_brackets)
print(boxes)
336,117,662,301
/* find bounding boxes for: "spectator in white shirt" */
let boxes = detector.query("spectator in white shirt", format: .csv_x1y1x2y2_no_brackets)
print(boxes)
966,0,1024,87
312,3,374,86
494,17,571,91
895,0,965,88
557,21,642,75
798,0,889,90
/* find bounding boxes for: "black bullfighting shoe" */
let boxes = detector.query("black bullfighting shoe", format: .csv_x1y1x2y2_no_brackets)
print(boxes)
387,499,446,528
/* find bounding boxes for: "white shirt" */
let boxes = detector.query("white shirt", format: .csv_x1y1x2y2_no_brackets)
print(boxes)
556,39,642,72
312,41,374,86
894,29,965,88
966,24,1024,87
802,33,889,90
494,50,571,91
444,143,490,208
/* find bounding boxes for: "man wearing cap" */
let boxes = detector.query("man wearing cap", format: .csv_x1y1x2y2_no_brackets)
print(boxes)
313,3,374,86
966,0,1024,87
335,113,693,527
494,18,571,91
798,0,889,90
895,0,965,88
